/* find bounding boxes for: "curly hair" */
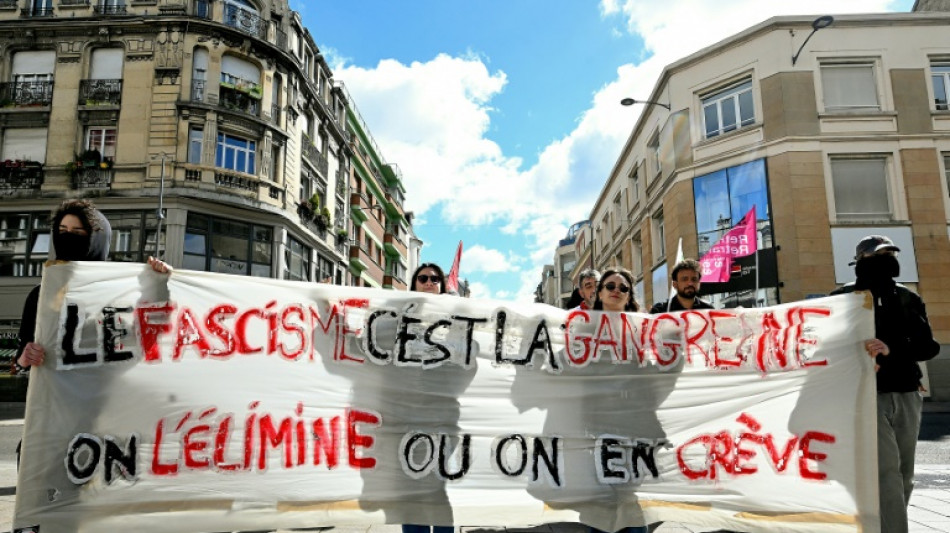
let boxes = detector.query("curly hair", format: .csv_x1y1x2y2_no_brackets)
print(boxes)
51,199,100,234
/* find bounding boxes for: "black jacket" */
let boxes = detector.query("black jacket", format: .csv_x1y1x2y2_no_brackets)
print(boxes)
15,208,112,366
831,283,940,393
649,296,714,314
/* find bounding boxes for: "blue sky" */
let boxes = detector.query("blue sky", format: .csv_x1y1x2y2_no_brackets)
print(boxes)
293,0,913,302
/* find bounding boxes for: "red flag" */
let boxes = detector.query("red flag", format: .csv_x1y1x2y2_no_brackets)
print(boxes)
699,206,757,283
446,241,463,293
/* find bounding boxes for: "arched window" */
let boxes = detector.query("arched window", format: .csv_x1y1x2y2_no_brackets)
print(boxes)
192,47,209,102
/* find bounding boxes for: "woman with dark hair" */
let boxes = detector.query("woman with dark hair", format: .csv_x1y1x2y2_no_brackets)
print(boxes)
410,262,446,295
592,267,639,313
404,261,453,533
590,266,647,533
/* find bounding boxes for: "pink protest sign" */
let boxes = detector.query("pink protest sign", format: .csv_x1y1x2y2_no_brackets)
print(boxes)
699,206,757,283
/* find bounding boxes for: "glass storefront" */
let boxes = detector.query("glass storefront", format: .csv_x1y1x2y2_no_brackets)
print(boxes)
693,158,778,308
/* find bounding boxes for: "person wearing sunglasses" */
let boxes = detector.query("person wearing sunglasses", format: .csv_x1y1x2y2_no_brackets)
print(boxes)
404,261,453,533
592,267,639,313
411,262,446,295
589,267,647,533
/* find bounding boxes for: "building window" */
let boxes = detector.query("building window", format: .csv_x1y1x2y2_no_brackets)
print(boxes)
820,62,880,113
188,127,203,164
830,157,892,221
652,210,665,262
648,133,661,177
702,80,754,139
612,193,622,235
183,213,272,277
629,169,639,208
85,127,117,161
215,132,256,174
932,62,950,111
944,154,950,198
284,234,311,281
0,212,49,277
316,254,333,283
105,211,164,263
630,234,642,279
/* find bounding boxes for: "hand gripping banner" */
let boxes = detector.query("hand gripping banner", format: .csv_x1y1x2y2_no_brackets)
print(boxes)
14,262,880,533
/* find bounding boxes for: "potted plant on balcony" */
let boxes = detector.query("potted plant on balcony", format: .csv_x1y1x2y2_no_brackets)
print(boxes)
335,226,348,245
315,206,331,230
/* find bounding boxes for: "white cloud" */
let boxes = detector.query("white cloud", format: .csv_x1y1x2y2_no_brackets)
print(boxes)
463,245,516,274
466,281,493,300
332,1,907,303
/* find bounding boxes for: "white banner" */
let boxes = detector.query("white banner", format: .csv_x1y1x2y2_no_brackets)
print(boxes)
14,263,880,533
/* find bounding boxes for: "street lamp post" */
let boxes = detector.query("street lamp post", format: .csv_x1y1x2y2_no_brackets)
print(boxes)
620,97,670,110
791,15,834,66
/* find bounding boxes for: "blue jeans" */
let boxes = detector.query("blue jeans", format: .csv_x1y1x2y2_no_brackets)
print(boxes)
402,525,453,533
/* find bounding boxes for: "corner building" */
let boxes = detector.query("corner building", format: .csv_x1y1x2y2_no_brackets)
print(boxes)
0,0,414,358
589,9,950,400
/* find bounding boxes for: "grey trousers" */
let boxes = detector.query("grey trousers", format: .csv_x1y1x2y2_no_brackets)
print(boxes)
877,391,922,533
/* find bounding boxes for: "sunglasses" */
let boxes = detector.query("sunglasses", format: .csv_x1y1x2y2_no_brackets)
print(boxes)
417,274,442,284
603,282,630,293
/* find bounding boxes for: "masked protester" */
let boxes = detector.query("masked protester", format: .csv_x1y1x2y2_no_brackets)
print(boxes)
14,200,112,374
831,235,940,533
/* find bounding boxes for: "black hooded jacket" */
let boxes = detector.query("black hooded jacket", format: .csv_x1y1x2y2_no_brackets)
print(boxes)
15,208,112,362
831,282,940,393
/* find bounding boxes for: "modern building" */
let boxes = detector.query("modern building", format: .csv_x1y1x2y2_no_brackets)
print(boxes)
341,85,410,289
582,7,950,399
0,1,413,358
539,220,587,309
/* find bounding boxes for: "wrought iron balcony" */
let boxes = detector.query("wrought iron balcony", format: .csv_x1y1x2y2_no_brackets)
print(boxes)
73,168,113,190
192,0,210,19
60,0,90,5
93,3,126,15
0,162,44,192
224,4,266,40
301,134,328,176
79,79,122,106
0,81,53,107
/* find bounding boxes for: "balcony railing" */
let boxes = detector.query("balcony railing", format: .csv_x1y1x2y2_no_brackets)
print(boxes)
0,162,44,192
301,134,328,176
224,4,267,40
192,0,210,19
218,86,260,117
79,79,122,106
93,3,126,15
214,170,258,192
191,79,206,102
0,81,53,107
22,6,53,17
60,0,90,5
73,168,113,189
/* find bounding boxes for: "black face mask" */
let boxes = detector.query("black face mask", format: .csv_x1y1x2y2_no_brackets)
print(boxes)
855,254,900,282
53,232,91,261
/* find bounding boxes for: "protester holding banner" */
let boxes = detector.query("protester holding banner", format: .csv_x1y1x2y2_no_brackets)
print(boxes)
592,267,639,312
831,235,941,533
649,259,713,314
403,261,454,533
13,199,113,373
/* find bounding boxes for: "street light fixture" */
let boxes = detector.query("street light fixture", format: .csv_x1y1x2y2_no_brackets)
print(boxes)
791,15,834,66
620,97,670,110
